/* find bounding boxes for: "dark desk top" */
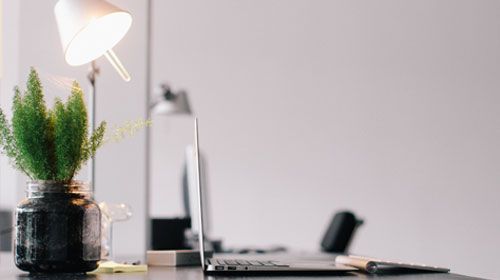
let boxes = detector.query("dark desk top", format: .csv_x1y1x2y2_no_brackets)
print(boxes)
0,253,484,280
0,266,484,280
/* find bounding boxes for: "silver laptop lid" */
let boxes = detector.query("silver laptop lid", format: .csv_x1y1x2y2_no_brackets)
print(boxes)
194,118,207,270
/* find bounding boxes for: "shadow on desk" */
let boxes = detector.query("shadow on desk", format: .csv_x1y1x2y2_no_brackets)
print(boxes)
16,274,97,280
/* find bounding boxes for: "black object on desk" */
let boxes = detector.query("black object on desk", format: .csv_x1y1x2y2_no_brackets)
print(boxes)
321,211,364,253
0,209,13,251
150,218,191,250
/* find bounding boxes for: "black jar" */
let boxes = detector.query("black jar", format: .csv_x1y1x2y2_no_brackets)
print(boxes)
15,181,101,273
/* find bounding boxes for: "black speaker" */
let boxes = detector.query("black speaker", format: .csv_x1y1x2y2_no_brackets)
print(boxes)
150,218,191,250
320,211,363,253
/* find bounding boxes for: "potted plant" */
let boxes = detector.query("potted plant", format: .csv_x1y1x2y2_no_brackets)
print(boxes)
0,68,107,273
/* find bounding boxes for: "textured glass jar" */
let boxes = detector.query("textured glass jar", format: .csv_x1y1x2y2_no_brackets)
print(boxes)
15,181,101,273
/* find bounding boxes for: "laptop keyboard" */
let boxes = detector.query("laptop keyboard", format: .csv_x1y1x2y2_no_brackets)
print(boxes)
210,258,288,267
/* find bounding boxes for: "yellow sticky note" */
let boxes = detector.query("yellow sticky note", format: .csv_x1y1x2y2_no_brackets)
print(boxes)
90,261,148,274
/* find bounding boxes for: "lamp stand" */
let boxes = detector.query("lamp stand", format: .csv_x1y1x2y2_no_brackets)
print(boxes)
87,60,100,195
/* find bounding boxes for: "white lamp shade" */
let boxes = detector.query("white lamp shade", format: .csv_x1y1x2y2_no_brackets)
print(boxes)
54,0,132,66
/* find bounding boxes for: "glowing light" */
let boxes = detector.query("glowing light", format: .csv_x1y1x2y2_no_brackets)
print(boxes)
64,12,131,66
54,0,132,81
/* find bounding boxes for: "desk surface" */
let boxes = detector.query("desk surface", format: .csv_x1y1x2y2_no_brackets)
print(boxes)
0,253,484,280
0,266,484,280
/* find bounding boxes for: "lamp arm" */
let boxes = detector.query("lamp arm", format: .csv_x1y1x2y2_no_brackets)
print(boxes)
104,49,131,82
87,61,99,194
87,61,100,87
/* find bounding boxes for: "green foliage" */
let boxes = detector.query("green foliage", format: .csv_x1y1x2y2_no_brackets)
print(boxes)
82,122,106,166
53,82,91,181
105,119,152,143
12,70,55,180
0,68,107,182
0,110,26,174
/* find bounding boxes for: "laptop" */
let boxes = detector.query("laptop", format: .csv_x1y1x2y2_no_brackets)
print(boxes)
193,118,357,273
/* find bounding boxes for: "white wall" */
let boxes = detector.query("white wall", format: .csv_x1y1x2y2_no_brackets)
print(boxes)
0,0,21,209
0,0,148,258
150,1,500,279
1,1,498,278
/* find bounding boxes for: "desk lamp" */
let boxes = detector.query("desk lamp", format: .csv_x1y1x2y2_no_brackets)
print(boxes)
151,84,192,115
54,0,132,191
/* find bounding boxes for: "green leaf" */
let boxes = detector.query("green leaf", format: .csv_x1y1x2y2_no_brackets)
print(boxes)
54,82,88,181
1,68,148,183
11,68,55,180
82,121,106,164
0,108,28,176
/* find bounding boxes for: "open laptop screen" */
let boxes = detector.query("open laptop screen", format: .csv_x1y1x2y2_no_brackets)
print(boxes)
194,118,207,270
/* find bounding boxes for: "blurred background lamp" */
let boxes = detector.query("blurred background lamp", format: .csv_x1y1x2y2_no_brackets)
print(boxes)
54,0,132,81
152,84,192,115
